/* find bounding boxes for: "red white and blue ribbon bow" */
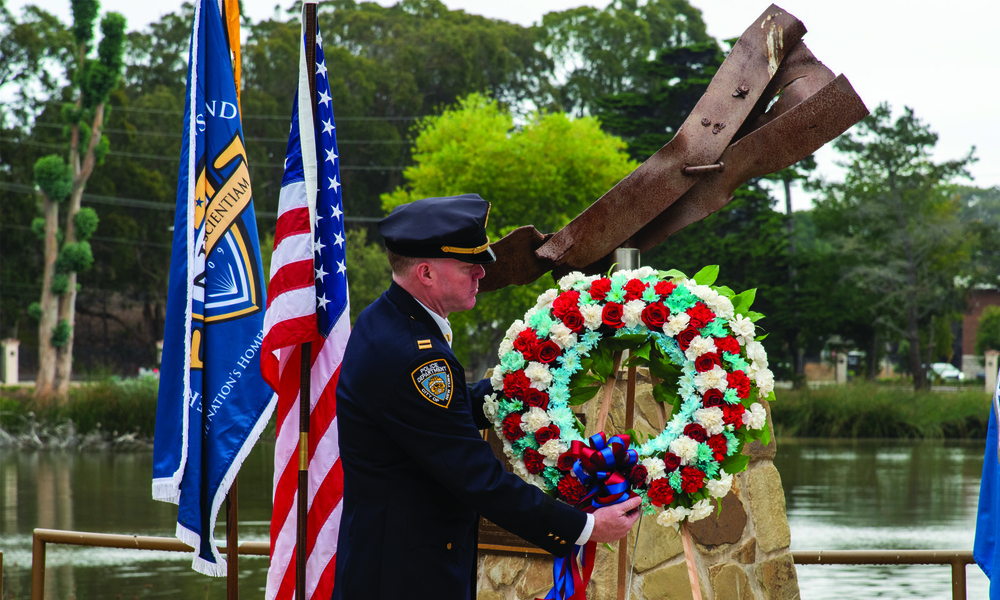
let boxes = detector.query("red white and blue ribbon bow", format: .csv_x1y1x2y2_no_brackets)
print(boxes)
539,432,639,600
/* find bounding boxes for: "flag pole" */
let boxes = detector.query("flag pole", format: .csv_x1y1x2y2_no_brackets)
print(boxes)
297,4,319,598
226,477,239,600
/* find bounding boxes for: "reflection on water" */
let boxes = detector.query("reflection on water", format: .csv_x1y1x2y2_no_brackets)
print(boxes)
775,438,989,599
0,439,992,598
0,444,275,599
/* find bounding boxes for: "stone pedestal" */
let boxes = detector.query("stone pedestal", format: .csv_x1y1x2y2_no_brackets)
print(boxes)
478,368,799,600
1,338,19,385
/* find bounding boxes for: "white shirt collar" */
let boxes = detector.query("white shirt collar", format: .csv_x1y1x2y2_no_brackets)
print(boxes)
414,299,453,347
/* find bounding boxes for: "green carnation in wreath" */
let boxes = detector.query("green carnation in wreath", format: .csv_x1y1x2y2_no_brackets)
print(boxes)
484,266,774,529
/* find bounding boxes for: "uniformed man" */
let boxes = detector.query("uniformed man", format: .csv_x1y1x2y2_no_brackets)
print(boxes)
333,194,640,600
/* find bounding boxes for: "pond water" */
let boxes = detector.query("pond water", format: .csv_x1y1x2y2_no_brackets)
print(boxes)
0,439,991,599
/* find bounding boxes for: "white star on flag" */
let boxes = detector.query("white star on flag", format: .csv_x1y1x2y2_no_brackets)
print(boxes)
316,61,328,77
322,119,334,136
336,260,346,275
315,264,328,281
333,232,345,248
325,148,338,163
318,89,331,107
329,176,341,192
317,294,330,310
331,205,343,219
315,238,326,253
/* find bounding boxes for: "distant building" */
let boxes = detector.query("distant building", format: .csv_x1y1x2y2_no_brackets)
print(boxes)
962,288,1000,379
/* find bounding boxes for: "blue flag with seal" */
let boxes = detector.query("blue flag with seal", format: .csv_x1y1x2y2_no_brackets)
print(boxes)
976,363,1000,598
152,0,276,576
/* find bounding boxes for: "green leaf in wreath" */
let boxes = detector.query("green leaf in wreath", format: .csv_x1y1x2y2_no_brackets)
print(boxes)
592,344,614,379
625,428,644,444
648,353,680,383
721,453,750,475
651,381,678,405
713,285,735,298
746,310,765,322
759,423,772,446
731,288,757,315
568,384,601,406
659,269,687,280
631,342,652,362
756,333,769,341
692,265,719,286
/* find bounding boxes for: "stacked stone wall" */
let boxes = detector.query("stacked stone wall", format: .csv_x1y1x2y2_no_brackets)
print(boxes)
478,369,799,600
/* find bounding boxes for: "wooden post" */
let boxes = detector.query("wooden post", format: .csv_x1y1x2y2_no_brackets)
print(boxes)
616,365,638,600
297,342,312,598
681,523,703,600
594,352,623,432
226,477,239,600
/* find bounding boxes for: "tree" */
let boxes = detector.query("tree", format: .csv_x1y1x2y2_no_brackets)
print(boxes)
812,103,975,390
539,0,711,116
383,93,638,375
33,1,126,400
977,306,1000,356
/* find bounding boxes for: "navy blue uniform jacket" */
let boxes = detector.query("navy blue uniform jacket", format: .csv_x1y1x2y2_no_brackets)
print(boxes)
332,282,587,600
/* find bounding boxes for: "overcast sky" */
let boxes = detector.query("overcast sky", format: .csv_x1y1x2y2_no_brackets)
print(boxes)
9,0,999,210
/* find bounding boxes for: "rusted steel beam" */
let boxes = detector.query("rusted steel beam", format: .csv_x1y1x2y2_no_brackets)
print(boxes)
534,5,805,271
478,4,868,293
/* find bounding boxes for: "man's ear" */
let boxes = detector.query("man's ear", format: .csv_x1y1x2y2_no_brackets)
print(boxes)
414,261,435,287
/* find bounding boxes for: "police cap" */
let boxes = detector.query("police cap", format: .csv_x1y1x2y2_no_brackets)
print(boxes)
379,194,496,264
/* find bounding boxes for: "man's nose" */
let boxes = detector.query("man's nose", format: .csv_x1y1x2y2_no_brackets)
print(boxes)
473,264,485,280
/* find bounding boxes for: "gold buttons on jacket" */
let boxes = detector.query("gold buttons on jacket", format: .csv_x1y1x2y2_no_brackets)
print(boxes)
446,543,452,550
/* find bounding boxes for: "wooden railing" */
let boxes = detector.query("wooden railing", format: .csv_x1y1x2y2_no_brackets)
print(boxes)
25,529,979,600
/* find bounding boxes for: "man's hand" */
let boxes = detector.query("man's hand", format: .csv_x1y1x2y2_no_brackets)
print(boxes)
589,496,642,544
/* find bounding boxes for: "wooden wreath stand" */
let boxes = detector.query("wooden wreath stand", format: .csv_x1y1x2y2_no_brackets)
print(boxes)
593,355,702,600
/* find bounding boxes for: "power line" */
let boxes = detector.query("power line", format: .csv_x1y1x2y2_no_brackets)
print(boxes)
28,122,414,144
39,101,421,121
2,223,172,248
10,140,408,170
0,182,383,222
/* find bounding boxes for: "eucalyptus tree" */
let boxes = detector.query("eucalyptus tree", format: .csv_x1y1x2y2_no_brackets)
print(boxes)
32,0,126,400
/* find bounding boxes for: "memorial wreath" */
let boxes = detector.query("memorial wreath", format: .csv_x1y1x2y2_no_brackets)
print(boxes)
484,266,775,531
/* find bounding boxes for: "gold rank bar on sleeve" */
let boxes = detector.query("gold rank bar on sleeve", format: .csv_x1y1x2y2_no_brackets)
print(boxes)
417,339,433,350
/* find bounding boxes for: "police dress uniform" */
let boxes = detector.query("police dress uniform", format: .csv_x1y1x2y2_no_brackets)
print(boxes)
332,195,587,600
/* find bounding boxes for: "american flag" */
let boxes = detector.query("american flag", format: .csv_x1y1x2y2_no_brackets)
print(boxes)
262,13,348,600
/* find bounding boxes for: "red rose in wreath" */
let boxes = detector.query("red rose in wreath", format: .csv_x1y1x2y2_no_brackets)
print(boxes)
683,423,707,443
647,479,676,506
534,424,561,445
677,326,699,351
536,340,561,364
561,310,586,333
557,475,587,504
557,453,577,472
502,413,525,442
703,389,725,407
602,302,625,329
641,302,669,331
525,388,550,410
629,464,649,489
663,452,681,472
695,352,722,373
